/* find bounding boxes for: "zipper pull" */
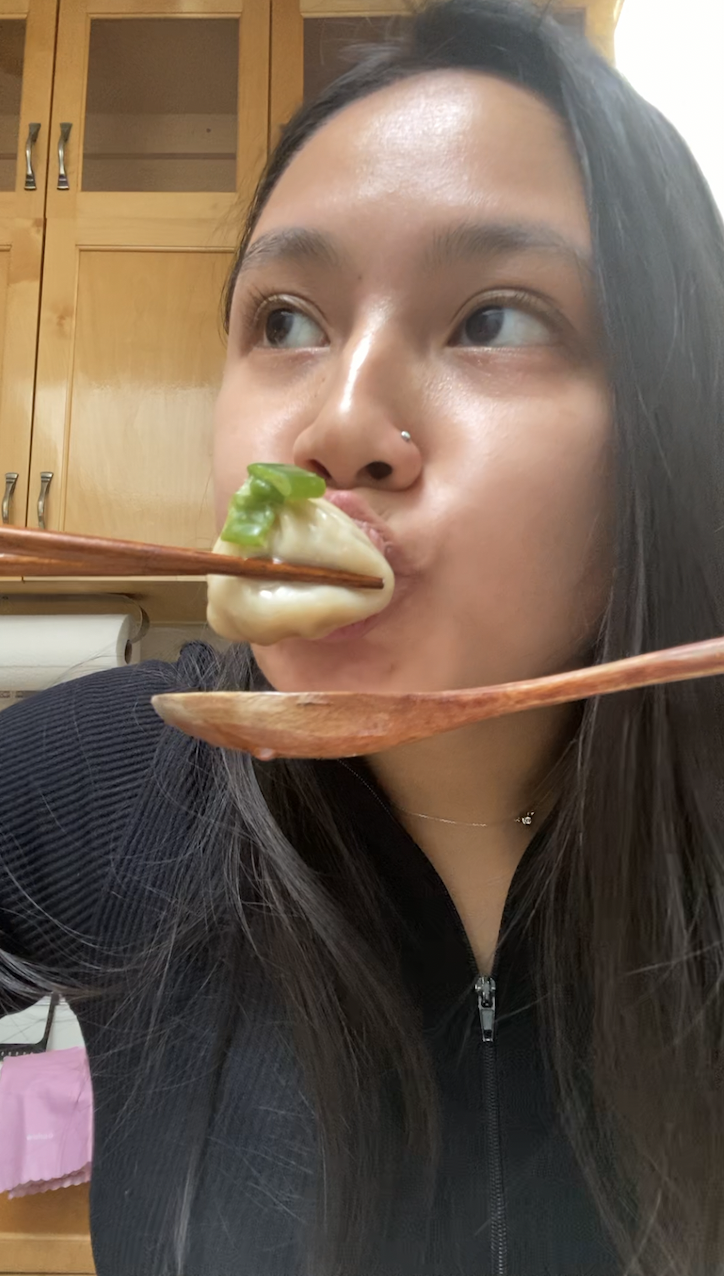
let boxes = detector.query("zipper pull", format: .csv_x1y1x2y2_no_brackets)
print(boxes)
475,974,497,1043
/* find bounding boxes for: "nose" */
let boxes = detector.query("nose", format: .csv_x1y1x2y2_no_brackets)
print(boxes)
292,326,422,491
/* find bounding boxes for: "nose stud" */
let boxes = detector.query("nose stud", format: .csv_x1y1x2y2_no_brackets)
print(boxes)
400,430,412,443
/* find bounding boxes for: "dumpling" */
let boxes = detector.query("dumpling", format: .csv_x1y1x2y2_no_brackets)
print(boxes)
207,489,395,646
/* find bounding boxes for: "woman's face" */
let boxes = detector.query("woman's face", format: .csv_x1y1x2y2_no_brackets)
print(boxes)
214,71,612,694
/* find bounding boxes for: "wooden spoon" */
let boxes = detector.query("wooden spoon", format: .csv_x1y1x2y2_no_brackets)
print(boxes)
152,635,724,759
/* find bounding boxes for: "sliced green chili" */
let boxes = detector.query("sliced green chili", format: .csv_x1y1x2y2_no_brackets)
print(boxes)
247,462,326,501
220,463,327,549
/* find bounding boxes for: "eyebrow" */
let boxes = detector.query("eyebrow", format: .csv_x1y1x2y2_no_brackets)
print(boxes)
235,218,592,285
424,220,592,276
237,227,346,276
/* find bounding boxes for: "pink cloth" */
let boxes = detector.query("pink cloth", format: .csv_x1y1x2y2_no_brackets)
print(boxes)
0,1046,93,1197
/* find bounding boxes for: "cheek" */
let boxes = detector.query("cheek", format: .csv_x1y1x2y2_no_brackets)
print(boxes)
211,368,294,529
439,382,613,665
213,376,246,527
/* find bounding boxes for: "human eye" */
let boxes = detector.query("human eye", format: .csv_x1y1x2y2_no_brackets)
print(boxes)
256,299,327,350
452,291,557,349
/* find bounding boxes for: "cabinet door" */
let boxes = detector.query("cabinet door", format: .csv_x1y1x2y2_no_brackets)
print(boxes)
28,0,269,548
270,0,405,136
0,0,56,532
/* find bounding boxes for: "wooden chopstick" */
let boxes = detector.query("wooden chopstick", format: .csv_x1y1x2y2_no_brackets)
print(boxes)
0,526,385,590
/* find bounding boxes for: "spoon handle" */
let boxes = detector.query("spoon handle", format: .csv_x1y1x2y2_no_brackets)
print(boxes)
447,635,724,722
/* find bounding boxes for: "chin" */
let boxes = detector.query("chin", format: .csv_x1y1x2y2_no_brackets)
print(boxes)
252,632,416,695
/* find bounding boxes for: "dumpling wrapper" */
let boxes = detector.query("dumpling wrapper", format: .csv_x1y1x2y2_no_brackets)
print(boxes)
207,498,395,645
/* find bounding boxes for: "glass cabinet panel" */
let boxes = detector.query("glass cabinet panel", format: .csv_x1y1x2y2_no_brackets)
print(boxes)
82,18,239,192
303,16,393,103
0,21,26,191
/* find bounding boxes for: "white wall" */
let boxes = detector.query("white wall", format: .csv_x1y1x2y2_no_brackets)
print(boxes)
616,0,724,212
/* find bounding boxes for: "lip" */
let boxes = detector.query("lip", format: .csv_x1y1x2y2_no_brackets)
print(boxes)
323,490,411,578
315,490,415,643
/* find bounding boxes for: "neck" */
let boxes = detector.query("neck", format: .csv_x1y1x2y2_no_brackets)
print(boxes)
369,703,572,826
368,705,573,974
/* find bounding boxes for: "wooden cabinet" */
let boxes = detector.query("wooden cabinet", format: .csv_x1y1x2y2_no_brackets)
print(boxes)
27,0,269,548
0,0,269,606
0,1183,94,1274
0,0,56,537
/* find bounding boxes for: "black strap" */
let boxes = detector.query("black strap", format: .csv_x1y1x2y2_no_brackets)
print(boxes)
0,992,60,1060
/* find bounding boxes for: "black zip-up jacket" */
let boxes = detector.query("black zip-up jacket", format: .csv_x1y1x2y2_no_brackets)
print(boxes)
0,645,620,1275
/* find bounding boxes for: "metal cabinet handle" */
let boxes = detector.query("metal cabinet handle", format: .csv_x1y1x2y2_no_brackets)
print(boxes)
24,123,40,191
57,122,72,191
37,471,53,528
2,473,18,524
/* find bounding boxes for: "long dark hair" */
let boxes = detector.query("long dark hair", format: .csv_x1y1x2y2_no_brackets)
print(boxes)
212,3,724,1273
9,3,724,1275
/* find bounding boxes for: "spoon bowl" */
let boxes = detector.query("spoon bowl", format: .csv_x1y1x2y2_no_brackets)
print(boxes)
152,636,724,759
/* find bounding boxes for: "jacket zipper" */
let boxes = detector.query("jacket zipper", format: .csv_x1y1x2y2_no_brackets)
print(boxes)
336,762,511,1271
475,973,507,1276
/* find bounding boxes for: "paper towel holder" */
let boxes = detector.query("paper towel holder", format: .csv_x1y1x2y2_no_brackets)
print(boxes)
0,595,150,646
123,599,150,644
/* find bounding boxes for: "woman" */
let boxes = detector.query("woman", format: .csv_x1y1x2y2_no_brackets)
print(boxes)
2,1,724,1273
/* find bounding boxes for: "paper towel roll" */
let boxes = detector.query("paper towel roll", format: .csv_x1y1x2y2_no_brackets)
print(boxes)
0,614,139,695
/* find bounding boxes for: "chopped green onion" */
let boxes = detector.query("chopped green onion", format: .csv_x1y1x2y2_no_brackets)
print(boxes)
247,475,285,507
220,504,277,548
247,462,326,502
220,463,327,549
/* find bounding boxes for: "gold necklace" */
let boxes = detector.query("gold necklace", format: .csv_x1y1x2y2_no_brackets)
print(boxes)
391,803,535,829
